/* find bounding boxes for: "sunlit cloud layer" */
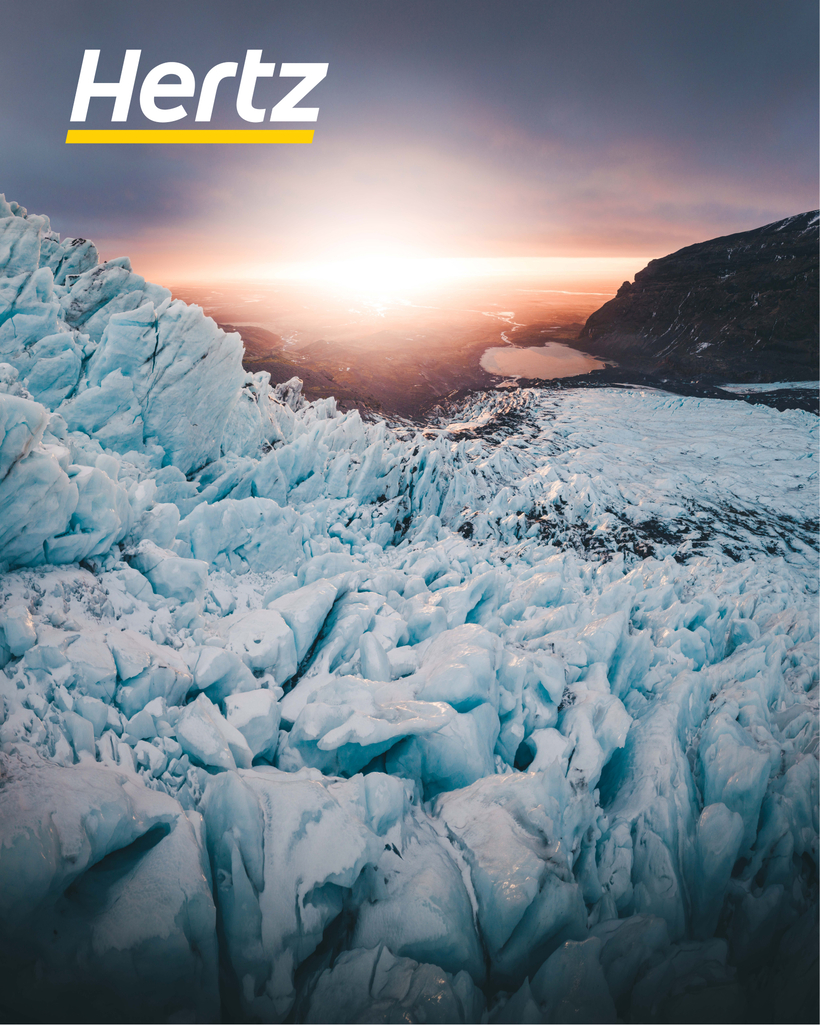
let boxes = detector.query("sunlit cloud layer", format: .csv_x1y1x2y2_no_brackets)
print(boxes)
1,1,816,283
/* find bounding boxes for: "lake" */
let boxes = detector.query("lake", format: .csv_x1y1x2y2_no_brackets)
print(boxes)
480,341,604,379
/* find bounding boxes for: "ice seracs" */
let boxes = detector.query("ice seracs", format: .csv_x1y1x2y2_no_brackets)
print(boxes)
0,195,817,1023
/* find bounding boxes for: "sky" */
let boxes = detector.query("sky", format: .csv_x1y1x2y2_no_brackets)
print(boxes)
0,0,817,283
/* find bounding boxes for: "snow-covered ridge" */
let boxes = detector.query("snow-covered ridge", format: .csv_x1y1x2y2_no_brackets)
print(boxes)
0,198,817,1023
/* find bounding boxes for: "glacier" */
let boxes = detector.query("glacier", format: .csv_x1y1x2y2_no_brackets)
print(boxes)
0,195,817,1023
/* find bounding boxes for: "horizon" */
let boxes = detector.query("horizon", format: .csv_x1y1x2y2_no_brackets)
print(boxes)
19,197,815,293
32,200,818,290
156,255,654,292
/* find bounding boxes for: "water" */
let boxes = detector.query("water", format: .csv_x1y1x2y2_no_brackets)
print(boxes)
480,341,604,379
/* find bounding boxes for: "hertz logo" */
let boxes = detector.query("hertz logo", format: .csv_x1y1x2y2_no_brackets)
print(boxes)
66,50,327,144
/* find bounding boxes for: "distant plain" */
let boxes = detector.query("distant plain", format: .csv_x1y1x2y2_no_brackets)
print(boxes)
170,276,614,416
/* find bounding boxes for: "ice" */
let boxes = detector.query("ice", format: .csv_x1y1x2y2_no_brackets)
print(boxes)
40,235,98,286
0,391,48,476
558,665,632,791
108,627,193,717
435,768,593,986
190,644,258,701
0,195,817,1022
134,500,180,549
590,914,671,1009
0,752,218,1023
224,688,282,761
302,945,484,1024
178,496,306,573
62,708,95,756
130,539,209,603
2,204,247,476
73,693,110,737
696,709,771,854
690,803,745,938
416,624,501,710
177,693,253,770
222,608,298,681
0,603,36,655
0,393,79,568
19,628,117,704
280,675,457,776
266,578,338,662
387,701,500,796
525,727,571,772
358,630,392,681
627,938,744,1023
528,937,617,1023
351,813,486,984
201,768,384,1020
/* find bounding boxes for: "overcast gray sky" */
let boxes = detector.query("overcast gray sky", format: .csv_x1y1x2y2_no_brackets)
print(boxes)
0,0,816,279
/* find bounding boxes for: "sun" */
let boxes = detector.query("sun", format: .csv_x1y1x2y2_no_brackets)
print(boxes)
254,255,651,297
267,255,483,295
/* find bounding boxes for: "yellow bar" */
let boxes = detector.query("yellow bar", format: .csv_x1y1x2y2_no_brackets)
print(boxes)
65,129,314,144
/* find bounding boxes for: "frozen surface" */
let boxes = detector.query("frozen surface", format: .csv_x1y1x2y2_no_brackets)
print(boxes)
480,341,604,378
720,381,819,393
0,196,817,1023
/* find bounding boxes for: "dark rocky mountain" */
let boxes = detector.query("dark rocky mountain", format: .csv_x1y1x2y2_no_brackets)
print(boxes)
572,212,819,382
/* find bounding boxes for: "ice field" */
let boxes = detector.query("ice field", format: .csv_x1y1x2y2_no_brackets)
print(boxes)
0,196,817,1023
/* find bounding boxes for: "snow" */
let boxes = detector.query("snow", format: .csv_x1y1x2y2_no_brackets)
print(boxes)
0,195,817,1023
720,380,819,393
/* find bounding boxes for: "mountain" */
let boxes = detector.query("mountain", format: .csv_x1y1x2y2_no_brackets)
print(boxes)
574,212,819,381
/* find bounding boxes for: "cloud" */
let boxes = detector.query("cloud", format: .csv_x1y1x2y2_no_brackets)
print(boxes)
1,0,815,279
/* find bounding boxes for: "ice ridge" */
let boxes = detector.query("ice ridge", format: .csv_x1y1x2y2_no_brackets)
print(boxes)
0,196,817,1024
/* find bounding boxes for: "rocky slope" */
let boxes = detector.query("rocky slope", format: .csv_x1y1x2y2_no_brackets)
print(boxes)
574,212,819,382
